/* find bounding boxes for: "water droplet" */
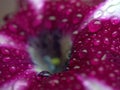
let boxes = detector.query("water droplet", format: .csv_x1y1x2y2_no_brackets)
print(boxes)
1,48,10,55
73,31,78,35
98,67,104,72
101,54,107,61
112,31,118,37
8,24,17,32
49,16,56,21
107,6,115,13
109,73,115,78
38,71,52,77
59,5,65,10
96,51,102,57
49,79,59,85
111,16,120,25
104,38,110,45
62,18,68,22
66,9,72,15
88,20,102,33
93,39,100,46
82,49,88,53
79,52,85,59
73,66,80,69
76,2,81,7
3,57,11,62
76,13,82,18
94,10,103,18
90,71,96,76
9,66,16,72
0,71,2,74
37,15,43,20
90,58,99,65
28,64,33,68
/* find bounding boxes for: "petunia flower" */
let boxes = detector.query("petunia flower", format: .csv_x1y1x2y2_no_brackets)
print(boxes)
0,0,120,90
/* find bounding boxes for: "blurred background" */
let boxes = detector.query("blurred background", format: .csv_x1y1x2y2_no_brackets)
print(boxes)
0,0,17,24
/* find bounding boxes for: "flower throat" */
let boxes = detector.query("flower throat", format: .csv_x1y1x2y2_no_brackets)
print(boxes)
28,30,72,74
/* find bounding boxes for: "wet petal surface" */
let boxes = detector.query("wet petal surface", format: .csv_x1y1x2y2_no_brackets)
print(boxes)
1,0,119,90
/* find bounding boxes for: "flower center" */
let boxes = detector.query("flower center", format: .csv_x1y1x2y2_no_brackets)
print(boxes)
28,30,72,74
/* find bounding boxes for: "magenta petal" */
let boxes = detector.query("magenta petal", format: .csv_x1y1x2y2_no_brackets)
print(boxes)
38,71,85,90
16,0,105,35
69,17,120,89
0,37,33,88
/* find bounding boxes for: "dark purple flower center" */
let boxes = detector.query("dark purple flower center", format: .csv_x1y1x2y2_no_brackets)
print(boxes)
28,30,72,74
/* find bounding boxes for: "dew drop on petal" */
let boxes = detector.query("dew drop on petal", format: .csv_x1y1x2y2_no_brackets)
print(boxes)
111,16,120,25
93,39,101,46
109,73,115,78
112,31,118,37
38,71,52,77
49,79,59,86
90,58,99,65
0,71,2,75
49,16,56,21
73,30,78,35
94,10,103,18
62,18,68,22
2,57,11,62
28,64,33,69
9,66,16,73
96,51,102,58
1,48,10,55
76,13,82,18
88,20,102,33
8,24,17,32
104,38,110,45
98,67,104,72
73,65,80,69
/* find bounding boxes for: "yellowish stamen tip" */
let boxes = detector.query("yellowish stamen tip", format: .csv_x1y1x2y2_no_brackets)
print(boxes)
51,58,60,65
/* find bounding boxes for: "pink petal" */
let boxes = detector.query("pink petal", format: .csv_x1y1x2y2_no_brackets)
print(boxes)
16,0,105,35
69,15,120,90
0,0,112,90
